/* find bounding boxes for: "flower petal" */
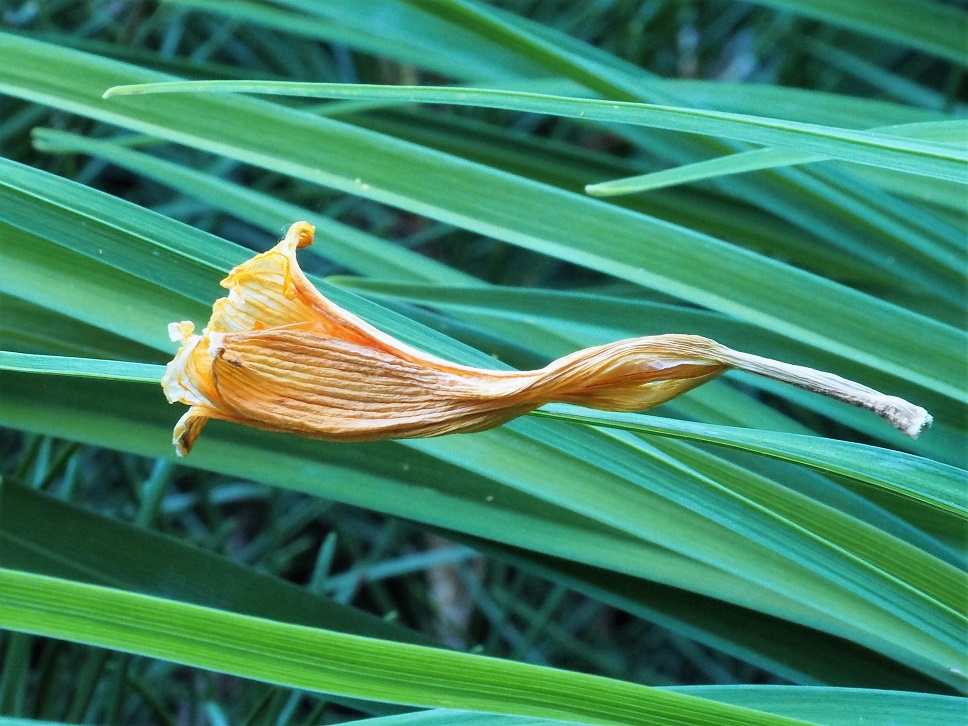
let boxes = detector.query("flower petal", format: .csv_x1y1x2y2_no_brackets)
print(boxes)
162,222,931,456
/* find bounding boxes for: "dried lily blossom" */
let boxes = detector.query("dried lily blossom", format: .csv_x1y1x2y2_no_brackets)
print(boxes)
162,222,932,456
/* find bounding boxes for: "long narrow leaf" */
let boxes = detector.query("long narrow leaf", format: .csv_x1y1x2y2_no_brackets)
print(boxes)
0,351,163,383
0,482,434,646
103,81,968,183
585,121,968,198
533,405,967,520
0,568,814,726
741,0,968,64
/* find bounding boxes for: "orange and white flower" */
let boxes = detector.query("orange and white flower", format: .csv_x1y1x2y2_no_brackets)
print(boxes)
162,222,931,456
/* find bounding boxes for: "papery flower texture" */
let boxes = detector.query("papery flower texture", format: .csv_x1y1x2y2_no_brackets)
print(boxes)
162,222,931,456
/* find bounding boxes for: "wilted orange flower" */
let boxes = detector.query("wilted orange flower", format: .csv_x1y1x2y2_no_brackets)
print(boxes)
162,222,931,456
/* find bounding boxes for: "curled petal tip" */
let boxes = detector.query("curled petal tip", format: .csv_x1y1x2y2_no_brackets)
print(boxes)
287,221,315,249
173,408,209,457
168,321,196,343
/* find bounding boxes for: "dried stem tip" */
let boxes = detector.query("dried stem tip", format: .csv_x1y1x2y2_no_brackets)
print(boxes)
161,222,931,456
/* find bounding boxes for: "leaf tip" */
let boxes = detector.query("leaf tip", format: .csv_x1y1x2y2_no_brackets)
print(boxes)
102,85,141,99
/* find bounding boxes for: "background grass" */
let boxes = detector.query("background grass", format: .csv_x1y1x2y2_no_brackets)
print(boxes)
0,1,965,725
